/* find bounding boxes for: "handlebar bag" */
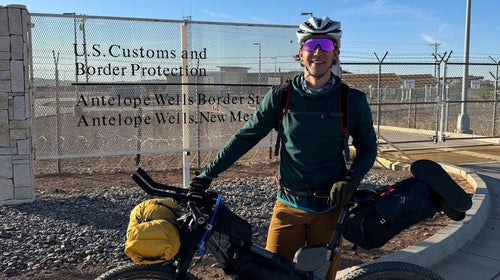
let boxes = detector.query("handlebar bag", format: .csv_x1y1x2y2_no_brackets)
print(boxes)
125,198,181,264
342,178,439,250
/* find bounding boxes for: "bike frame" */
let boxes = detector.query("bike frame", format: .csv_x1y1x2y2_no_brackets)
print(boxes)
131,168,349,280
98,162,450,280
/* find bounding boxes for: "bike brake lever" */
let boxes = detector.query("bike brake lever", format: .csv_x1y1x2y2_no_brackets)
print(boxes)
187,201,206,225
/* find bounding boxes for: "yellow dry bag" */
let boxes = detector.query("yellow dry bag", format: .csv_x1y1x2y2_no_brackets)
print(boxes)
124,198,180,264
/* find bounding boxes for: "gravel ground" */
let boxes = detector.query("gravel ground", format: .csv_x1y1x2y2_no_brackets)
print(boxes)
0,171,412,279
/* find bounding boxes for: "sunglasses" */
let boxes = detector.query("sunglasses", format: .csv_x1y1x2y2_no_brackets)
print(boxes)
302,38,336,52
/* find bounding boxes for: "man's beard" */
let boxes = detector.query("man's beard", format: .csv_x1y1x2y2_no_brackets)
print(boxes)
305,65,330,80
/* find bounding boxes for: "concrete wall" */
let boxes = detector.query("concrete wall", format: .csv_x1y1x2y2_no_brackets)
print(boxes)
0,4,34,205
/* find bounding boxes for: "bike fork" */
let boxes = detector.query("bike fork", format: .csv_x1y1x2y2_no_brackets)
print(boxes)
171,249,197,280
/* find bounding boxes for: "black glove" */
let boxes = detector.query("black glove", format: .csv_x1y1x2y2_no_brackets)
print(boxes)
189,175,212,190
329,176,359,208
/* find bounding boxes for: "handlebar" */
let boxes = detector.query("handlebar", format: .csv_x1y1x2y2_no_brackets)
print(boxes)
131,167,218,205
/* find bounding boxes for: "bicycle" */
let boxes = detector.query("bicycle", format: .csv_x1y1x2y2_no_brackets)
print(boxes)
96,167,446,280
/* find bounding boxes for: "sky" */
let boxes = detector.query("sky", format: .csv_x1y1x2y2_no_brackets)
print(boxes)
2,0,499,62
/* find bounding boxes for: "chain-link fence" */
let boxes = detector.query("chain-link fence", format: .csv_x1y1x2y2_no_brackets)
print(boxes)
31,14,299,173
30,13,499,174
340,61,499,144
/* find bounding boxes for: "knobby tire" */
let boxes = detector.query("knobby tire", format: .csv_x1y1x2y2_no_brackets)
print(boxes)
95,262,198,280
339,261,445,280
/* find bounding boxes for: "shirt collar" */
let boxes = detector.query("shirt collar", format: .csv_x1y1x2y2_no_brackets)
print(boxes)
299,73,336,95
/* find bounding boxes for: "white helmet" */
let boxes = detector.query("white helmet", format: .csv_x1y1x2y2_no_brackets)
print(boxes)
296,16,342,48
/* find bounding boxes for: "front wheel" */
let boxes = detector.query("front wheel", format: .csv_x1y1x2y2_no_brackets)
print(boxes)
95,263,199,280
339,261,445,280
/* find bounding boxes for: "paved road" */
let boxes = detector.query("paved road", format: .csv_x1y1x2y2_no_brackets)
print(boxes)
430,161,500,280
375,131,500,280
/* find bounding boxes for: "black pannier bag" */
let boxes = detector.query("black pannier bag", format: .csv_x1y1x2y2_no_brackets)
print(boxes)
341,178,439,250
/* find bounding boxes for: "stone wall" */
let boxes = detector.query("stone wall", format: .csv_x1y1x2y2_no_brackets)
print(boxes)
0,4,34,205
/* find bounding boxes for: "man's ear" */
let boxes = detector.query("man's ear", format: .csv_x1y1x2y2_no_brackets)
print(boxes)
332,48,340,64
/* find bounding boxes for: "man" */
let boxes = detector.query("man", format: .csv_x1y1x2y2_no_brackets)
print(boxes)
191,16,377,279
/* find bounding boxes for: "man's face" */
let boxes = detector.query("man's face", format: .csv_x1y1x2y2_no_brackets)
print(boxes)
298,37,339,78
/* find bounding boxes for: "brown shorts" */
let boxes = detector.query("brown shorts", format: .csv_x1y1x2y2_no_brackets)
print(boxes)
265,200,343,280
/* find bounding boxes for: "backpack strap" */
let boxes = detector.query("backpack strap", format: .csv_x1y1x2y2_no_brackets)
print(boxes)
339,83,351,161
274,78,292,156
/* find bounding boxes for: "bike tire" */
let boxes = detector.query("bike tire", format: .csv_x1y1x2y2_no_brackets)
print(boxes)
95,263,199,280
339,261,445,280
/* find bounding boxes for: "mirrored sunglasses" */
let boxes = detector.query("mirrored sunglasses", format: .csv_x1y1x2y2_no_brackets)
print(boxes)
302,38,335,52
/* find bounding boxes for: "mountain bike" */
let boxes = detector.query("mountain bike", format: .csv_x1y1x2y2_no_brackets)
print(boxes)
95,167,446,280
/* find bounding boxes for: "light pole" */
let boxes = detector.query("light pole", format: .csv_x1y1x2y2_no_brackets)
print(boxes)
457,0,472,133
253,42,261,84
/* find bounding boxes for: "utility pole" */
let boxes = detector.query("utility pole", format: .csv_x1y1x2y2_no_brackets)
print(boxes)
430,42,442,78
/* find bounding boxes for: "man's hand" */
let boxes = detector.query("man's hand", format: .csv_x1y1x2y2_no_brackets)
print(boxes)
189,175,212,190
329,176,359,208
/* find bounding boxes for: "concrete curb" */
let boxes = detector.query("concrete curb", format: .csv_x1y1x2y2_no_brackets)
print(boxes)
337,162,490,277
375,156,410,171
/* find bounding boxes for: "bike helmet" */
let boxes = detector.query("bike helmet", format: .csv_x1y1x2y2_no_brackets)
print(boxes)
296,16,342,48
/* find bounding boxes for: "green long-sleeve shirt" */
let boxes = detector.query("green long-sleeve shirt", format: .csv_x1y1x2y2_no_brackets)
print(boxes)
203,74,377,213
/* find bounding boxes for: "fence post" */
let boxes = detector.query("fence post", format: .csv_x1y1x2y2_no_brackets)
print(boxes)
432,55,441,143
0,5,35,205
181,20,191,187
374,51,388,137
438,51,452,142
489,56,499,136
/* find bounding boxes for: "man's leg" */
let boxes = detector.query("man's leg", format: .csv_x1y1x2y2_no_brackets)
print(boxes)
307,207,342,280
265,200,308,260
